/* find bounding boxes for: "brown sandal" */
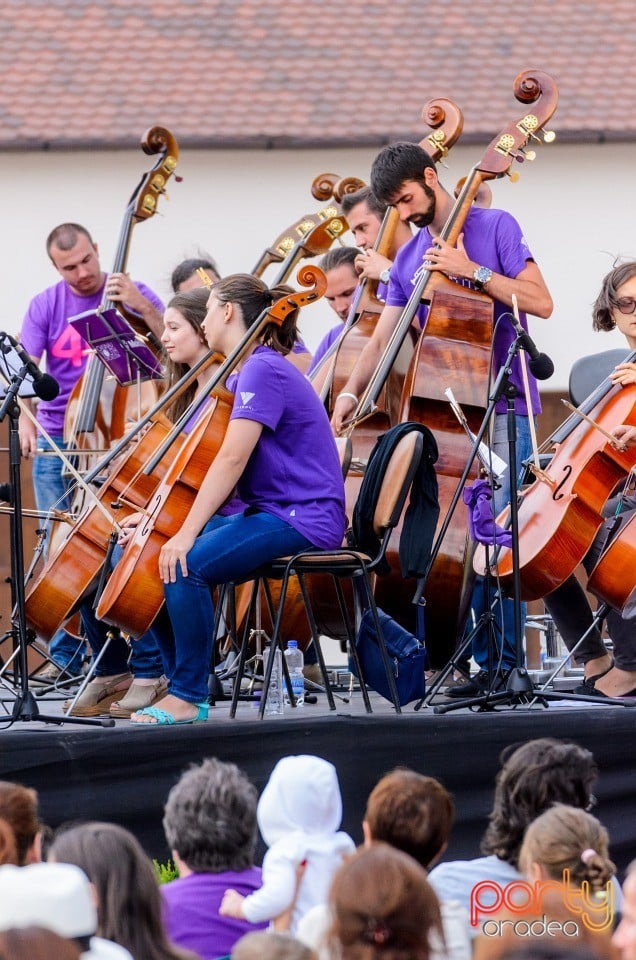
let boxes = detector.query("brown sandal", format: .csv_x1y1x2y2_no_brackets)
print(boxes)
110,677,169,719
64,673,132,717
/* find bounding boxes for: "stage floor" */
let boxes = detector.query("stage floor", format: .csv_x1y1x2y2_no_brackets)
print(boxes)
1,680,635,874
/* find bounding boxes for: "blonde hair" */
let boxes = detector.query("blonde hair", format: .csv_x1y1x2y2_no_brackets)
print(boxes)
519,804,615,893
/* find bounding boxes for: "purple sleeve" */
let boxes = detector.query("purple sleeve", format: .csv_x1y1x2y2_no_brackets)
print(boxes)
493,212,534,279
19,295,49,359
131,281,165,313
231,356,284,431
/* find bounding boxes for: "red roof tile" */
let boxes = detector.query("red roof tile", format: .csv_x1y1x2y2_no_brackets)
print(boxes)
1,0,635,149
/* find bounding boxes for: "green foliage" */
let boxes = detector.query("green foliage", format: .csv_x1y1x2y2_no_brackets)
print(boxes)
153,857,179,884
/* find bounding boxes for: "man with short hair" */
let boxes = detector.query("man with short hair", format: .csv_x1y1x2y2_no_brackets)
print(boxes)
18,222,164,677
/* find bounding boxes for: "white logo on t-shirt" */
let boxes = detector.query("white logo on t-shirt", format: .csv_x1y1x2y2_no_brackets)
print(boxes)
290,509,296,517
240,391,255,405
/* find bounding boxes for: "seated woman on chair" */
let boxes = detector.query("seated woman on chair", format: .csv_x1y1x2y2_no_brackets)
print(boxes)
68,287,217,719
543,260,636,699
127,274,347,726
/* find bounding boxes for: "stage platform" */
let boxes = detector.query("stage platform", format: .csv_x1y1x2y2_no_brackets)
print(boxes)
1,684,635,874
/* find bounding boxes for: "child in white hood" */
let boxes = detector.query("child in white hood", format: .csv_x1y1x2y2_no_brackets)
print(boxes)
220,755,354,933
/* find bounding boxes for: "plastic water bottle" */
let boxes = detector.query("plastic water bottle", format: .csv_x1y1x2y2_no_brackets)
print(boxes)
263,647,284,715
284,640,305,707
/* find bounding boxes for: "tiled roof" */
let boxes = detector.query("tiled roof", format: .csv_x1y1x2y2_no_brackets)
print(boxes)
2,0,635,149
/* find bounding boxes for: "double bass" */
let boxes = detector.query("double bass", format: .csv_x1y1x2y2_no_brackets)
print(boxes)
64,126,179,464
345,71,558,666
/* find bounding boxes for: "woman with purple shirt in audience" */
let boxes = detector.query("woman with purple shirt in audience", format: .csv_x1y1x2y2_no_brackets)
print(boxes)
129,274,347,726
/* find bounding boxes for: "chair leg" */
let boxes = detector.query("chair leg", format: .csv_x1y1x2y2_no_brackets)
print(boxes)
296,574,336,711
359,567,402,714
336,576,372,713
229,580,261,719
258,569,298,719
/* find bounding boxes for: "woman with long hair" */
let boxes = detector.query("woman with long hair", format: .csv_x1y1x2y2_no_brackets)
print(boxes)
67,287,215,719
128,273,346,725
50,821,195,960
327,844,443,960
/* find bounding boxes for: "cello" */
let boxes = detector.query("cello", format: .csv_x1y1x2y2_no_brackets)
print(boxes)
95,267,327,637
479,356,636,601
344,71,558,666
63,126,179,466
24,349,224,640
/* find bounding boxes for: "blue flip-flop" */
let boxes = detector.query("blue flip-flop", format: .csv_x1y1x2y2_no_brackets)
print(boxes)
133,702,208,725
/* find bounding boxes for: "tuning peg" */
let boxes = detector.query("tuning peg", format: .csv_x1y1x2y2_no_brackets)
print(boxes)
543,129,556,143
506,171,521,183
519,148,537,161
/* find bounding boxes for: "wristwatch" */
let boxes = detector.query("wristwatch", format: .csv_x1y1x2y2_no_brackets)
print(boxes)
473,265,493,290
379,267,391,284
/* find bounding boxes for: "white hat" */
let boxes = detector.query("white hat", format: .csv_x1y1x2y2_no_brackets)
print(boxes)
0,862,97,938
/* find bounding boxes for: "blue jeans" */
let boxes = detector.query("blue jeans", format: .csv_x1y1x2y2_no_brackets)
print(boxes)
157,511,312,704
32,435,85,671
80,599,166,679
468,413,533,672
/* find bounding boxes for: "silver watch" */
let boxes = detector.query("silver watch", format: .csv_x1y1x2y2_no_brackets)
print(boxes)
473,265,493,290
379,267,391,284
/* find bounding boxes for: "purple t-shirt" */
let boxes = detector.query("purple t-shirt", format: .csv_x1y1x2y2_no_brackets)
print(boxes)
386,206,541,416
162,868,267,960
306,323,343,377
19,277,164,433
230,345,346,549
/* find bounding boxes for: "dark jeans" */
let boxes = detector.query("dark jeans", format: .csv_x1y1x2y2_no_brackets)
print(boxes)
544,505,636,672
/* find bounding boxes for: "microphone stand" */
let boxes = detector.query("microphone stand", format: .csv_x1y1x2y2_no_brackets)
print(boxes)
0,364,114,727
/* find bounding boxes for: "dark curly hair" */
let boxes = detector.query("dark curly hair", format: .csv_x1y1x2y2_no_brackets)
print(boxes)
370,142,436,205
480,738,597,867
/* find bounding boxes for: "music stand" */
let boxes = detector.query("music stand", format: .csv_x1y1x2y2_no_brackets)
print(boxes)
69,307,163,386
0,337,113,727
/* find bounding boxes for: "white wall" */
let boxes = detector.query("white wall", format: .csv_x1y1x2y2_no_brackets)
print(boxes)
2,141,635,390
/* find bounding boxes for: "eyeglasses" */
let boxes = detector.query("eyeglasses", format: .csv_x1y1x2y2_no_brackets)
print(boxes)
614,297,636,315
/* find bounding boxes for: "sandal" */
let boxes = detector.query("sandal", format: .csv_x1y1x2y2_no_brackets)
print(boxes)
132,702,209,726
110,677,169,719
64,673,132,717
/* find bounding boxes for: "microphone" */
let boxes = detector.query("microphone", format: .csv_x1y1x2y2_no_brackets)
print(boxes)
0,482,12,502
0,332,60,400
510,295,554,381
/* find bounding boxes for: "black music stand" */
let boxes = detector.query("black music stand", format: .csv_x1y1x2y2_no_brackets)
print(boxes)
0,341,114,727
69,307,163,386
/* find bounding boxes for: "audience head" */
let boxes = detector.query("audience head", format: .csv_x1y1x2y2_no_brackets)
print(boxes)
328,843,442,960
0,926,81,960
319,247,359,320
592,260,636,333
232,931,317,960
171,255,221,293
0,862,96,951
257,755,344,846
519,803,615,893
363,768,453,869
163,757,258,873
613,860,636,960
50,821,184,960
0,782,40,866
481,738,597,868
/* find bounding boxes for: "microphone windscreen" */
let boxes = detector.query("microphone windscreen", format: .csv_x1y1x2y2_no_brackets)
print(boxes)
34,374,60,401
529,353,555,381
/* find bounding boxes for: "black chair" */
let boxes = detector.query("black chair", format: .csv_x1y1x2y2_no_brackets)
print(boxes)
230,429,425,718
568,348,629,407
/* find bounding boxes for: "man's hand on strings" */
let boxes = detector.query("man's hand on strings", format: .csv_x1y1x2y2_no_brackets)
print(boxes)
424,233,476,281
